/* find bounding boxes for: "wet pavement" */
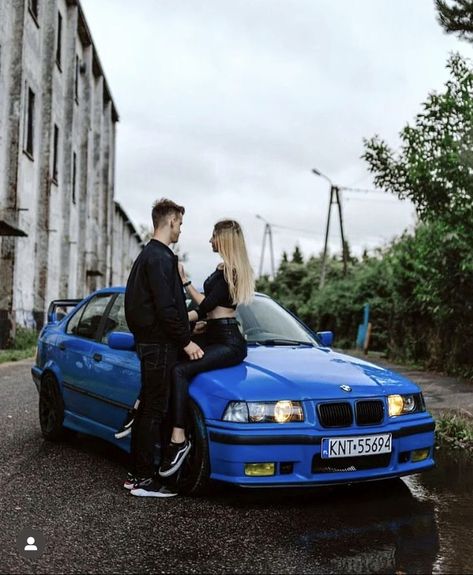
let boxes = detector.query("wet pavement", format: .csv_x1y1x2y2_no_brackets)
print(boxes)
1,360,473,573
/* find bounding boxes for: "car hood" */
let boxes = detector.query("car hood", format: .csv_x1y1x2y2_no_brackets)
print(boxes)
193,346,419,402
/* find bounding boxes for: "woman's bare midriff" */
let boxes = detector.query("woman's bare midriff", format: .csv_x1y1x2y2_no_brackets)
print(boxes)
206,305,236,320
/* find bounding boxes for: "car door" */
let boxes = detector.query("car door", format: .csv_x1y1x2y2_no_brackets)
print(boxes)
87,293,141,431
57,292,115,423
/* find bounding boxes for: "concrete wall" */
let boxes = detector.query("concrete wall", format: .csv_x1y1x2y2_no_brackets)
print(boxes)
0,0,142,346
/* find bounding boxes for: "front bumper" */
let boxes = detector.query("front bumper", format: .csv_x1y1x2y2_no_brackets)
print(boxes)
207,417,435,487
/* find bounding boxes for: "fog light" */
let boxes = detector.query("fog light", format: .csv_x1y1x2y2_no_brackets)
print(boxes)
244,463,275,476
411,448,430,462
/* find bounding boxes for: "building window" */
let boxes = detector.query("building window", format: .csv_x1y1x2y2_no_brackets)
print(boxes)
72,152,77,204
75,55,80,102
24,87,35,158
52,125,59,182
28,0,39,23
56,12,62,69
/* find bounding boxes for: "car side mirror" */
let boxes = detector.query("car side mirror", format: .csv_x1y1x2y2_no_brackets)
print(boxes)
316,331,334,347
108,332,136,351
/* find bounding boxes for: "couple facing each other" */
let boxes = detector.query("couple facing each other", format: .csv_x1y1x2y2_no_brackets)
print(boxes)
122,198,255,497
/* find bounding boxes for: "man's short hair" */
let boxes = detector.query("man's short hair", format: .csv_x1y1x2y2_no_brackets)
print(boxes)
152,198,185,229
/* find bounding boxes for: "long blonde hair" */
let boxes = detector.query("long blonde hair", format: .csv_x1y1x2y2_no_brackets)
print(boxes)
213,220,255,305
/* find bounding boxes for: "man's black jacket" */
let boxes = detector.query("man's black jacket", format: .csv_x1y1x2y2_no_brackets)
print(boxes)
124,239,191,347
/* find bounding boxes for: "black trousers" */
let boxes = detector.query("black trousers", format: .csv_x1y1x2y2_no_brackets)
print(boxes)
172,320,247,429
131,342,178,478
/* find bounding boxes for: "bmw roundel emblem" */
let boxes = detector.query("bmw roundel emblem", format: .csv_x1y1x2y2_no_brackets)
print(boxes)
340,385,352,392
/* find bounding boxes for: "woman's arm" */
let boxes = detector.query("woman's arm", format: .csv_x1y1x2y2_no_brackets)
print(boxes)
185,283,205,306
178,263,205,305
188,310,199,322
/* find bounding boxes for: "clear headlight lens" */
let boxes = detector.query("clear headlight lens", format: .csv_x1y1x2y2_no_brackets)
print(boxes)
388,394,424,416
223,400,304,423
222,401,249,422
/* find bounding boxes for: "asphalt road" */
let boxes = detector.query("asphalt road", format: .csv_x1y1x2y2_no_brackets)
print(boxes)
0,358,462,574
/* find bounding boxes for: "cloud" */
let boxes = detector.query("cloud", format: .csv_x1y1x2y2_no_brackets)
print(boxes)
81,0,473,285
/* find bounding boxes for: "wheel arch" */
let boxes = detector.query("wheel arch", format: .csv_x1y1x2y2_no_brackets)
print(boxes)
40,363,62,391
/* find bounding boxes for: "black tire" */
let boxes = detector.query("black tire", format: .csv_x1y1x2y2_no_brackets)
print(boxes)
176,402,211,496
39,372,66,441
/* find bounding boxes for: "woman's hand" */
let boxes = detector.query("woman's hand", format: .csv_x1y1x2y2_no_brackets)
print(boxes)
178,262,187,283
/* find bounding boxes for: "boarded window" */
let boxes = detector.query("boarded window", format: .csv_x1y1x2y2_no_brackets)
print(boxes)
29,0,39,21
56,12,62,68
72,152,77,204
25,87,35,157
52,125,59,181
75,55,80,101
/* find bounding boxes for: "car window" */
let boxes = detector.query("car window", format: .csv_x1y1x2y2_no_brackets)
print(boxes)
236,297,316,344
101,294,130,344
66,304,84,335
67,294,113,340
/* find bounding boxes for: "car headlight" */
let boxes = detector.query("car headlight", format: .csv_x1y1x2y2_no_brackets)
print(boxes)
388,393,425,417
222,401,304,423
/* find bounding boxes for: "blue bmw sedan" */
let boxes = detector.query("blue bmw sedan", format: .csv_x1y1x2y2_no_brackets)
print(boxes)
32,287,435,494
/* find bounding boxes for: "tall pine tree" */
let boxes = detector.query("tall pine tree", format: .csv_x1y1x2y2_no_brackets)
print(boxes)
436,0,473,41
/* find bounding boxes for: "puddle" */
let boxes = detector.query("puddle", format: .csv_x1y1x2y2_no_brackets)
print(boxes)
217,446,473,574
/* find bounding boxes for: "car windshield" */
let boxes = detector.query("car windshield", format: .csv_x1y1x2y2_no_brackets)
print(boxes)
236,296,317,346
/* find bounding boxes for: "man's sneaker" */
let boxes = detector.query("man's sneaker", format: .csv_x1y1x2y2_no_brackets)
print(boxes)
130,477,178,498
123,472,138,490
158,440,192,477
114,409,136,439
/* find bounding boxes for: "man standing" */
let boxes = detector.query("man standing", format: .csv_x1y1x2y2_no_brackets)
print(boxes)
124,198,203,497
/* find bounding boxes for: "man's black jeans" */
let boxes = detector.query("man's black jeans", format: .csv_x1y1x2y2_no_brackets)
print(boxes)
131,342,178,478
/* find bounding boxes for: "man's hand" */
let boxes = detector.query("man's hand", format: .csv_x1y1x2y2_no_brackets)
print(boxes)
193,321,207,335
184,341,204,360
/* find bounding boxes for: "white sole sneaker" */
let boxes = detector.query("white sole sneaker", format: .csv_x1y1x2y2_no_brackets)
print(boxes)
130,488,178,498
115,426,132,440
158,441,192,478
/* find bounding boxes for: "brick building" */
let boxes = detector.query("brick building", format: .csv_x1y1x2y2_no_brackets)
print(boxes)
0,0,142,346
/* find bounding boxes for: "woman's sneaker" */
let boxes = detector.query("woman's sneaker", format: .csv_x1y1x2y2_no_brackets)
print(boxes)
158,440,192,477
123,473,139,490
130,477,178,498
115,409,136,439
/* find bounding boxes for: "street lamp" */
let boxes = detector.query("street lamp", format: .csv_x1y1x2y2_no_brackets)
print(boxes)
312,167,348,288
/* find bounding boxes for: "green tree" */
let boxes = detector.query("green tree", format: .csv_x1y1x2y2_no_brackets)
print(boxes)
436,0,473,41
291,246,304,264
363,53,473,225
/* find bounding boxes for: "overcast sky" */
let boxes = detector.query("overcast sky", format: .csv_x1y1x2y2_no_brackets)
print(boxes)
81,0,472,285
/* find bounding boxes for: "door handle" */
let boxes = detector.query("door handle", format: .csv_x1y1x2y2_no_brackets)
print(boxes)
59,342,66,351
93,353,102,362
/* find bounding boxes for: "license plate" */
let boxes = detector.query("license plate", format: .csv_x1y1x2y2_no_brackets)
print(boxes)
321,434,392,459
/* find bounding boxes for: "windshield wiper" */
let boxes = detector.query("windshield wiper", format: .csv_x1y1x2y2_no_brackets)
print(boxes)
251,339,314,347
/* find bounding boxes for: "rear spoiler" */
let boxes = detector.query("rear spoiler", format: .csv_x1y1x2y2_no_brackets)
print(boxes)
47,299,83,323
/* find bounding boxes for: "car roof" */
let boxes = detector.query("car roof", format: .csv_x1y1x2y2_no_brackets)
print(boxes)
91,287,269,299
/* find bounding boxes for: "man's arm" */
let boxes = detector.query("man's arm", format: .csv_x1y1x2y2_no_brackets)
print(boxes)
146,255,191,348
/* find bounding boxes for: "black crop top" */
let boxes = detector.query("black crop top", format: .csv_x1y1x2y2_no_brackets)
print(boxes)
197,268,237,320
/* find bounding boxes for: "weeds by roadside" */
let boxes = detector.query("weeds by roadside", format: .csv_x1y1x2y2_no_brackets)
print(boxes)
436,413,473,452
0,327,37,365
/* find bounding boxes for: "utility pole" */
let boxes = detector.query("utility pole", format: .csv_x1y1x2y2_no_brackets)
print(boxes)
312,168,348,289
256,215,275,279
256,214,323,280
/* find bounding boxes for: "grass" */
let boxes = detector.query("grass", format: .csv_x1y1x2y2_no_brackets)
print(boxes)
436,412,473,451
0,327,37,365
